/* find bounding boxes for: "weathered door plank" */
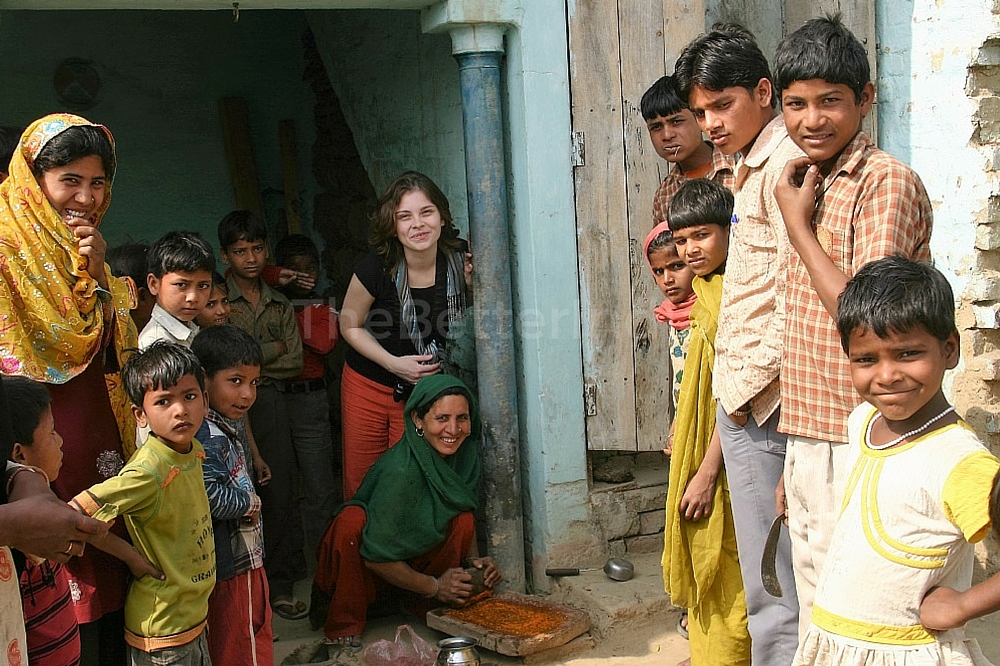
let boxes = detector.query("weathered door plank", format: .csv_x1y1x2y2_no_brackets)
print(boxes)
569,0,637,450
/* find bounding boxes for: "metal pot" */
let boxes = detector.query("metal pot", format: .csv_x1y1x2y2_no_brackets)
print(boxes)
436,636,481,666
603,557,634,582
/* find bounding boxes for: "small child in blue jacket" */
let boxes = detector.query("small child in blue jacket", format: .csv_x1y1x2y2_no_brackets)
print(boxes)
191,325,272,665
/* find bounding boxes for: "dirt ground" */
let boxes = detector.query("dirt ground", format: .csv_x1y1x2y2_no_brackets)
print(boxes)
273,584,1000,665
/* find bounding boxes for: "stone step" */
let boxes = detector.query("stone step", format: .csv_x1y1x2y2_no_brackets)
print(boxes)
543,551,681,640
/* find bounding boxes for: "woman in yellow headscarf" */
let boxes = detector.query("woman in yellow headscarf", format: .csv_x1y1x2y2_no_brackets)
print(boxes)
0,114,136,663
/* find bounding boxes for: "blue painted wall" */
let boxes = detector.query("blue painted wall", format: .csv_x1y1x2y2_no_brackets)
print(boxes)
0,9,320,257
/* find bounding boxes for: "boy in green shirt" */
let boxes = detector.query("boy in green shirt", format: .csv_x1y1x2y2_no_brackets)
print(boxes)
72,342,215,665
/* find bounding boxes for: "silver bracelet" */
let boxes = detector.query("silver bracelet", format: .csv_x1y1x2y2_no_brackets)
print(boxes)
423,575,440,599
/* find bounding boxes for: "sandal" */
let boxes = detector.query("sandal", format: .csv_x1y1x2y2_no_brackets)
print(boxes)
324,635,363,653
677,611,689,640
271,596,309,620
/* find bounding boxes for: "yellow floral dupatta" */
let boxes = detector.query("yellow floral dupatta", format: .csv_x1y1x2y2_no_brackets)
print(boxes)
661,272,726,607
0,114,136,452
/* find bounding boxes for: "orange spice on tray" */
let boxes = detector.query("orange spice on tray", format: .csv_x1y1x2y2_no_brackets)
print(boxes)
462,588,494,607
444,597,569,637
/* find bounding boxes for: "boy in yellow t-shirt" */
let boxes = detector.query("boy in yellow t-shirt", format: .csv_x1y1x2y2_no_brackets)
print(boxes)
71,342,215,664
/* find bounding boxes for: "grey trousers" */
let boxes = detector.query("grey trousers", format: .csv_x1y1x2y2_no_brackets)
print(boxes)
716,403,799,666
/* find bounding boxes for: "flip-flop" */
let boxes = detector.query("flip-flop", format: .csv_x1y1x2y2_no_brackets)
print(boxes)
677,611,689,640
271,596,309,620
324,635,363,653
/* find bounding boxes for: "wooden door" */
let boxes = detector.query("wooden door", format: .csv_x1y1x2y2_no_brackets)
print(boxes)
568,0,875,452
568,0,705,451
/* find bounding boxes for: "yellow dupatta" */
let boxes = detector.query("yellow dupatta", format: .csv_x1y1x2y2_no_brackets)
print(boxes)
0,114,136,453
661,272,727,608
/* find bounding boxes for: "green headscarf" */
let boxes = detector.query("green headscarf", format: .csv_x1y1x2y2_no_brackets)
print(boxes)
351,374,481,562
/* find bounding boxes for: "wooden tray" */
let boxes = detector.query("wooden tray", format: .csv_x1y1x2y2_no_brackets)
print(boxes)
426,592,590,657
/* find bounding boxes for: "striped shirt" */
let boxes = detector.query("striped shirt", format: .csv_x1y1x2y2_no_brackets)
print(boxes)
779,132,933,442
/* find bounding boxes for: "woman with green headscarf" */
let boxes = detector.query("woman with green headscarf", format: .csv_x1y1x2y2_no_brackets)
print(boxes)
311,374,501,651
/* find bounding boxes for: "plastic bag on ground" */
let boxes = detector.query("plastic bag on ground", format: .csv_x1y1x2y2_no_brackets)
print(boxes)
361,624,438,666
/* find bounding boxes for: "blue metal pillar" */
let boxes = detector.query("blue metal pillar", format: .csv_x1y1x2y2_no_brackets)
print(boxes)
453,27,526,593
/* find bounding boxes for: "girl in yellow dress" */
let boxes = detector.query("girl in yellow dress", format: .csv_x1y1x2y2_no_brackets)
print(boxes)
661,179,749,665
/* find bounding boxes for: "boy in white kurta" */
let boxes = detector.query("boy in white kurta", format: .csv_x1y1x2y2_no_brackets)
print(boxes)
794,257,998,666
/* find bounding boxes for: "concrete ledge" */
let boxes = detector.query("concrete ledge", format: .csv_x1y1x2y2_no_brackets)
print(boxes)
543,551,680,640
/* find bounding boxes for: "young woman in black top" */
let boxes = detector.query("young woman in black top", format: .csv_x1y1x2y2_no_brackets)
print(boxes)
339,172,470,500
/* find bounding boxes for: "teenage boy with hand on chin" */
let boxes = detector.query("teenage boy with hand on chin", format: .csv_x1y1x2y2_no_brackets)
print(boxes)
771,15,933,640
674,22,803,666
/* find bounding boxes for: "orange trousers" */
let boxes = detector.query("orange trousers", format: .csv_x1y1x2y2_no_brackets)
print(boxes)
340,364,405,500
314,506,475,640
206,568,273,666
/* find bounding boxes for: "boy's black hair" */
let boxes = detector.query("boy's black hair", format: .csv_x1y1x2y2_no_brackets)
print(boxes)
640,76,686,121
191,325,263,378
667,179,735,232
773,13,870,101
32,125,116,182
107,240,151,287
274,233,320,267
0,125,22,175
836,256,957,353
673,23,777,108
147,231,215,279
210,270,228,290
122,341,206,408
218,210,268,250
3,377,51,448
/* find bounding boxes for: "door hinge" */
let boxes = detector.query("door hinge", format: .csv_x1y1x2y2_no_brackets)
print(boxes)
583,381,597,416
572,131,586,167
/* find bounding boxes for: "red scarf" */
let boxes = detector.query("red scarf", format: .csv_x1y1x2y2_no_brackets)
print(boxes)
654,292,696,330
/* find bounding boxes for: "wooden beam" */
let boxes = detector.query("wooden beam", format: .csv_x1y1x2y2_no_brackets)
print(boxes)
218,96,266,221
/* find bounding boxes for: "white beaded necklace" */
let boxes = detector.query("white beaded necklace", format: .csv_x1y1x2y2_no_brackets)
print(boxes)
865,406,955,451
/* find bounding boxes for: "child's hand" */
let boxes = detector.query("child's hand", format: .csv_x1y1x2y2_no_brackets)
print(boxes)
463,252,473,288
774,157,820,239
276,268,316,291
775,475,788,525
921,586,965,631
246,493,262,518
680,469,717,521
129,555,166,582
253,455,271,486
663,423,676,456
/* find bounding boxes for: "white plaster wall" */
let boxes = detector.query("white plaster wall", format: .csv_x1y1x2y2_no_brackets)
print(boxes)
305,9,470,233
876,0,993,301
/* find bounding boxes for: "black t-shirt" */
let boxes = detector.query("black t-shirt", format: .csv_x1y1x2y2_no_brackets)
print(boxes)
346,252,450,387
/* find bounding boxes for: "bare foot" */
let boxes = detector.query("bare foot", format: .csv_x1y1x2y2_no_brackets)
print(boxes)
677,659,691,666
